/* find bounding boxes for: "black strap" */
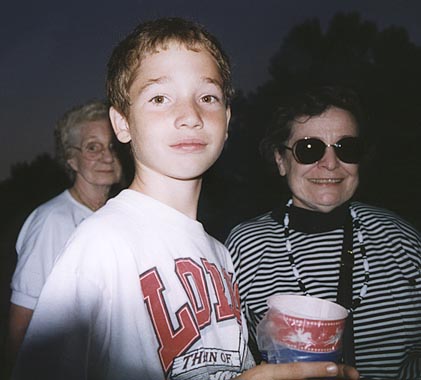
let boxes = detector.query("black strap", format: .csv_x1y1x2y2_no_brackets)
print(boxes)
337,213,355,366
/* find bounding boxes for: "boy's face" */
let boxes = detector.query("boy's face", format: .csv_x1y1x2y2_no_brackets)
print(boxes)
110,42,230,183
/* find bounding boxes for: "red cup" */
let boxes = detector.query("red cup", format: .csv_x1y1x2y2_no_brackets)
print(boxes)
258,295,348,363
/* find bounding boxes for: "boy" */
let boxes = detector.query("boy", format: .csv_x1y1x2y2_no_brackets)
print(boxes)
12,18,358,380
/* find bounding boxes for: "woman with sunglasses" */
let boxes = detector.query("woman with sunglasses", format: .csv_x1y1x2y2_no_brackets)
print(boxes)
8,100,123,363
226,86,420,380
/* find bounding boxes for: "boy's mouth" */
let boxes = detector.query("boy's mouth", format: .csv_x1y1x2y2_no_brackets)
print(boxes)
170,139,207,152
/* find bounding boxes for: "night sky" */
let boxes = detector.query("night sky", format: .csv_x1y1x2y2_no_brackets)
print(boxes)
1,0,421,181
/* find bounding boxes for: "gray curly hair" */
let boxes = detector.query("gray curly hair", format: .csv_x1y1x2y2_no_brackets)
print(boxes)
54,100,109,181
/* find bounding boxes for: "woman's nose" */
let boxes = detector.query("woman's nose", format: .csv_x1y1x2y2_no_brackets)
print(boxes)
318,146,340,169
101,145,116,162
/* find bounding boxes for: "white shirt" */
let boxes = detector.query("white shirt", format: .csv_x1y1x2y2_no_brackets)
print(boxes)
11,190,92,309
13,190,254,380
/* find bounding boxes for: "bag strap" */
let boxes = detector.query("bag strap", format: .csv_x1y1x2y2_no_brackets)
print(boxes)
337,213,355,366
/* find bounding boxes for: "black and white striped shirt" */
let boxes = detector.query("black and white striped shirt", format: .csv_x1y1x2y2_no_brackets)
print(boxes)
226,202,421,379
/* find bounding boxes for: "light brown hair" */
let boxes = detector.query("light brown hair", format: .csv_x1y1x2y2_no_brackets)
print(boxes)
106,17,233,118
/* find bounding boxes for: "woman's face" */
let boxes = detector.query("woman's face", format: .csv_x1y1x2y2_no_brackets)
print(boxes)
67,119,122,188
275,107,359,213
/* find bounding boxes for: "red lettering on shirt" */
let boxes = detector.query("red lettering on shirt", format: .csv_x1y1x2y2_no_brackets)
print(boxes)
139,258,241,374
176,259,211,328
222,269,241,323
140,268,199,373
202,260,235,322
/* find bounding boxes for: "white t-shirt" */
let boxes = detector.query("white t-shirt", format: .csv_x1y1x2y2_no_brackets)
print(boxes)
13,190,254,380
11,190,93,309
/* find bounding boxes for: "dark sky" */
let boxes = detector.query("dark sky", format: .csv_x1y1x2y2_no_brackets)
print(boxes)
1,0,421,181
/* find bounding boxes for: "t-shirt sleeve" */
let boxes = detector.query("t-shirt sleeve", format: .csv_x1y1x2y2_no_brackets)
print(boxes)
11,208,77,309
12,228,112,380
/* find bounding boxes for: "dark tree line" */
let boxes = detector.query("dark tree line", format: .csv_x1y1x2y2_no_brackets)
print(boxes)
200,12,421,239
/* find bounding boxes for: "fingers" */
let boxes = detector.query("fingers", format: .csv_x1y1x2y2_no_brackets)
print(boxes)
239,361,340,380
271,362,339,379
337,364,360,380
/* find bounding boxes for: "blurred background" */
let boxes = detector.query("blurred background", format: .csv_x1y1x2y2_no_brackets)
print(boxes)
1,0,420,372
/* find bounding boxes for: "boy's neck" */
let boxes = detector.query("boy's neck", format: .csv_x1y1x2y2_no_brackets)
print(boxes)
129,173,202,219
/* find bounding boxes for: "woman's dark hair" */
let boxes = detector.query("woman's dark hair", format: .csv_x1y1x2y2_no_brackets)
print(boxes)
260,85,366,164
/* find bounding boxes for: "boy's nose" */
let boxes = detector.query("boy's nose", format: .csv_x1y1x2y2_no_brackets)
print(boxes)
175,100,203,129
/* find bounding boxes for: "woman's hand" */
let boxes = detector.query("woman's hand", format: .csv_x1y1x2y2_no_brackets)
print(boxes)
236,361,359,380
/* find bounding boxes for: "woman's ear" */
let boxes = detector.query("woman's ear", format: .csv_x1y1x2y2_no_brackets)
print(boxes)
109,107,131,143
274,150,287,177
67,155,79,173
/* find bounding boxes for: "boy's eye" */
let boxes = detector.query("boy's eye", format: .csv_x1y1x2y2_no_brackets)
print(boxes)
150,95,167,104
201,95,219,103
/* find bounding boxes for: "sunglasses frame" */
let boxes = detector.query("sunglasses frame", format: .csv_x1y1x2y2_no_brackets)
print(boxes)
283,136,363,164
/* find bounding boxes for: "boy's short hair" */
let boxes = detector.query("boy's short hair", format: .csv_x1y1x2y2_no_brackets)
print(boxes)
106,17,233,118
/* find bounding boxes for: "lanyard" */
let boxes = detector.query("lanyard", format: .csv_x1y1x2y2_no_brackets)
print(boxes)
337,213,355,366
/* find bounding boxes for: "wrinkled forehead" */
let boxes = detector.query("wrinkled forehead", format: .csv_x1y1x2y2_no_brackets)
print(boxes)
289,107,359,139
70,118,110,144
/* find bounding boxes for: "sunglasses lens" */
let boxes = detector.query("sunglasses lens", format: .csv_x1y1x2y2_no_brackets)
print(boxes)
293,138,326,164
335,137,364,163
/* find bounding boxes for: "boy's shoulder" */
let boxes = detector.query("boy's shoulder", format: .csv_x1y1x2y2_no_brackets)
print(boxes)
78,189,206,243
52,191,143,280
79,189,146,235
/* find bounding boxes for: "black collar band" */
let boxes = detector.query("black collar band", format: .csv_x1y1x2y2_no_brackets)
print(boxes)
271,202,350,233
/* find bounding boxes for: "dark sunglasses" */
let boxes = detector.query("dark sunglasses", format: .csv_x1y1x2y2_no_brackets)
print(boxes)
283,136,364,164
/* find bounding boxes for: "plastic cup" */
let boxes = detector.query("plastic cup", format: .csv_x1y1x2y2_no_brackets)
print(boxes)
257,294,348,364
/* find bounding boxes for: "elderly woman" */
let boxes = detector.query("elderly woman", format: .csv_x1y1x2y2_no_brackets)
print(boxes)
226,86,421,380
8,100,122,358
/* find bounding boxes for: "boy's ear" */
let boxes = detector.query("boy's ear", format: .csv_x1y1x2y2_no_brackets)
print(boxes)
224,106,231,140
109,107,131,143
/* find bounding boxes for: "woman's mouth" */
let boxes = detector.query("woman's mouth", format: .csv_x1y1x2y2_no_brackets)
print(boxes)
309,178,343,184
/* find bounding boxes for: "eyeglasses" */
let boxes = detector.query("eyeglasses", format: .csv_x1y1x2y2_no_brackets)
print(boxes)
283,136,364,164
71,142,117,161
